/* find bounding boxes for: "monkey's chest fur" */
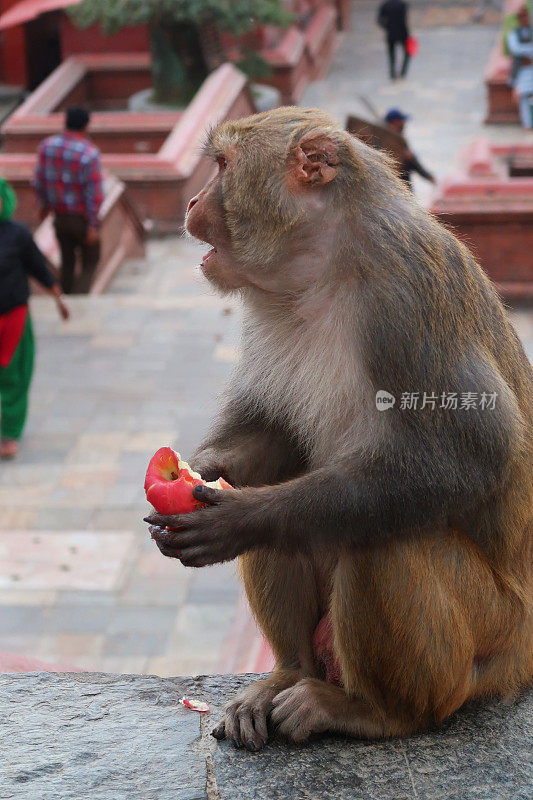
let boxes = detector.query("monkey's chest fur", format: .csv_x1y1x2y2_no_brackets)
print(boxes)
239,302,379,685
239,303,377,465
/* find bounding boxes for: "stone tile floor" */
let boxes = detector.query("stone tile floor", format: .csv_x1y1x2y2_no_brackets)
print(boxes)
1,237,243,675
1,2,532,677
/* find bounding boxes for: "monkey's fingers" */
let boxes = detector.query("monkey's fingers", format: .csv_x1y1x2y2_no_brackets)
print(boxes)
271,700,304,741
157,544,182,559
192,484,224,505
251,706,269,747
212,702,268,751
150,527,182,559
178,546,226,568
151,526,202,548
271,685,320,744
237,706,264,752
222,705,242,749
144,512,188,530
271,690,299,731
271,686,293,707
278,714,312,744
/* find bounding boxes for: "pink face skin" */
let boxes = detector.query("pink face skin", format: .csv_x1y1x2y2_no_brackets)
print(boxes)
185,158,246,293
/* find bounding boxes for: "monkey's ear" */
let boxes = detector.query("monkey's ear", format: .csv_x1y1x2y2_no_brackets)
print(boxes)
289,131,339,187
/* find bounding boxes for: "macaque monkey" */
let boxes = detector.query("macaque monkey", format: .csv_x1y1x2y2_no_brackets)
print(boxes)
146,108,533,751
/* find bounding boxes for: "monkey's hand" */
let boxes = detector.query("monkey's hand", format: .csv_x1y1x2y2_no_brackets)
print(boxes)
144,485,265,567
189,447,235,484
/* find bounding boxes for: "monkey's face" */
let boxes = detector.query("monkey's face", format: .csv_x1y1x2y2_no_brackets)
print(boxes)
185,158,246,294
186,109,350,295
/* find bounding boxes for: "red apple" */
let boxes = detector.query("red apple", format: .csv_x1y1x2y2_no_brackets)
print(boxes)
144,447,232,515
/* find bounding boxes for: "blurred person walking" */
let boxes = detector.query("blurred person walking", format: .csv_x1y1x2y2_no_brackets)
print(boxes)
506,6,533,128
33,107,103,294
384,108,436,189
0,179,69,459
377,0,411,80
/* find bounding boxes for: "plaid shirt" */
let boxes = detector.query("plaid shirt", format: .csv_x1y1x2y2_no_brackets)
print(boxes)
33,132,104,228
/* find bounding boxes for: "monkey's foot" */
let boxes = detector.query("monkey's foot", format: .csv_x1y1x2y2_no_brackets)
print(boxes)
271,678,334,744
271,678,387,742
212,671,299,752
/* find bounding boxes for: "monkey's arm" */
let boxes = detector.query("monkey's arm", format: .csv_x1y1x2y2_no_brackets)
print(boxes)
146,382,519,566
190,403,305,488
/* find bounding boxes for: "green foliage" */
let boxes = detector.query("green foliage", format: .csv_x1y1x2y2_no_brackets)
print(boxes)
70,0,292,36
70,0,292,105
236,49,272,81
148,24,207,104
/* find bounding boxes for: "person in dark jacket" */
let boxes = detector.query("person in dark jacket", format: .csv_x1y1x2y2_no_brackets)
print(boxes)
377,0,411,80
384,109,436,190
0,178,69,459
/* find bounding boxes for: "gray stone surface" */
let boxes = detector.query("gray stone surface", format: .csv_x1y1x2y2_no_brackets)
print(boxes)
0,672,206,800
1,672,531,800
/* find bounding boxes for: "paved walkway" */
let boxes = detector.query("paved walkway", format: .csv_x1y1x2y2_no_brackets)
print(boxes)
1,237,243,676
1,3,532,677
304,0,532,206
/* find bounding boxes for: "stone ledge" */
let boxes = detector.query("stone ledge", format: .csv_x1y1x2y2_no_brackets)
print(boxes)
1,672,531,799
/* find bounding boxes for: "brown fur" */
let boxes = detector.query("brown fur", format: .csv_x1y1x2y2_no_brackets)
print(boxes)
147,107,533,750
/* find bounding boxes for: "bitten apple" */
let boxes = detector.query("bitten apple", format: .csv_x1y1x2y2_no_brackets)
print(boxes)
144,447,231,515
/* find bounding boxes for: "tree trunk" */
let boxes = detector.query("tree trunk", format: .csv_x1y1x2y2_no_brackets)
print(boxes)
149,23,209,105
197,18,226,72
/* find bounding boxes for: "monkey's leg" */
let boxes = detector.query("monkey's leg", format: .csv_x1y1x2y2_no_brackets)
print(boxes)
271,677,395,743
212,550,323,751
272,531,531,746
269,538,477,744
330,533,528,741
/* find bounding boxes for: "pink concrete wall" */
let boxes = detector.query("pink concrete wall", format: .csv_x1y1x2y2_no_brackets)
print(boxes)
432,140,533,300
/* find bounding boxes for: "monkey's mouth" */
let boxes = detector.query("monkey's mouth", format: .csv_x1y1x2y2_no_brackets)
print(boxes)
202,247,218,265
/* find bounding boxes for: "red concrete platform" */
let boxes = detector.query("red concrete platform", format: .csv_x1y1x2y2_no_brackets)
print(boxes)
223,2,341,104
0,56,256,230
0,0,350,105
431,138,533,301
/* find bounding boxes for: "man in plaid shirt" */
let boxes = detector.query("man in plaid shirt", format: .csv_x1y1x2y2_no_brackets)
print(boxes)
33,107,104,294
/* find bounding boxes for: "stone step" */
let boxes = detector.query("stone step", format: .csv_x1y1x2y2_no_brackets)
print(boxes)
1,671,531,799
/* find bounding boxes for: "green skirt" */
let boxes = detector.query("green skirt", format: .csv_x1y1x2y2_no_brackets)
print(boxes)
0,314,34,440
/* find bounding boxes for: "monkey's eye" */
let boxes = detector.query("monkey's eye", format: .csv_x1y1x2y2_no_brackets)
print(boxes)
217,156,228,171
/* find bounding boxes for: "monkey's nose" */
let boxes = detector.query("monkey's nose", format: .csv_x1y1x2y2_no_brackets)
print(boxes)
186,197,199,215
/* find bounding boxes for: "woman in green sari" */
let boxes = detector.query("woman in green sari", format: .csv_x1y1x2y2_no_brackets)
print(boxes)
0,179,69,459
